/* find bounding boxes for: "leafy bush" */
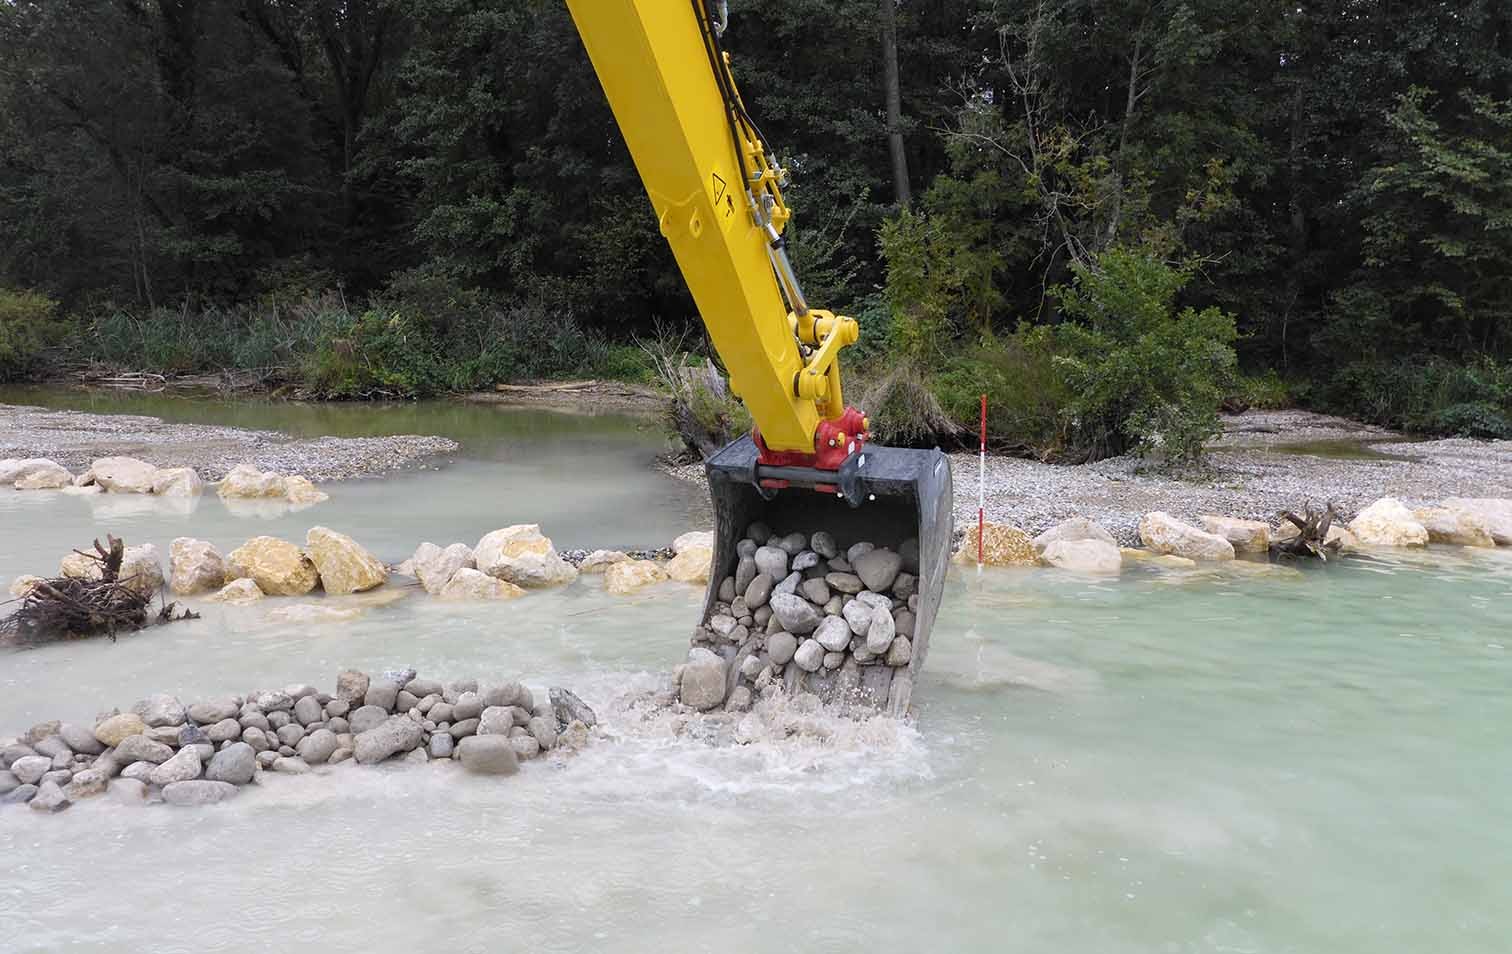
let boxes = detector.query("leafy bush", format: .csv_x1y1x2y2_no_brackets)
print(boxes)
1318,358,1512,438
0,288,64,381
1042,247,1238,463
1228,370,1293,410
934,330,1075,457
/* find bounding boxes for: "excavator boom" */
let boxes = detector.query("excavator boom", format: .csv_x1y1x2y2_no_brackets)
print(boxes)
565,0,952,714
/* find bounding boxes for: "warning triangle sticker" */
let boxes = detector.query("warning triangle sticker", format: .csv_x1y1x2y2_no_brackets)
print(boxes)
711,171,727,204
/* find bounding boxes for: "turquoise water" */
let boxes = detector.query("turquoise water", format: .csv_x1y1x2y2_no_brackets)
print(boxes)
1,392,1509,953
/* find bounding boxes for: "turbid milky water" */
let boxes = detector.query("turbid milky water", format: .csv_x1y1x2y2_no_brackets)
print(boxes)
2,393,1510,953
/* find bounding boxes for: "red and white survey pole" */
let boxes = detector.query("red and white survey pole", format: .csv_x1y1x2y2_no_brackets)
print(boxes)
977,393,987,570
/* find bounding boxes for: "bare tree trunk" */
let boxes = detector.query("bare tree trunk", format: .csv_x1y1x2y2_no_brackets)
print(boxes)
879,0,911,208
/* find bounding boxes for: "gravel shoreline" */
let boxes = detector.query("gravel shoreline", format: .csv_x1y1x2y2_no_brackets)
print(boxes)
666,410,1512,545
0,404,458,481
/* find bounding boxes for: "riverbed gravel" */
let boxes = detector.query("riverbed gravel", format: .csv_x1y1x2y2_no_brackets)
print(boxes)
0,404,458,481
667,410,1512,545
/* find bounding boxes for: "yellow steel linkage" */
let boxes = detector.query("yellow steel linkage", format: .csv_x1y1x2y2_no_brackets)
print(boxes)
564,0,859,454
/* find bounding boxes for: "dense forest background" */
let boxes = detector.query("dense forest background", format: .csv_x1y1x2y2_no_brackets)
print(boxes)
3,1,1512,458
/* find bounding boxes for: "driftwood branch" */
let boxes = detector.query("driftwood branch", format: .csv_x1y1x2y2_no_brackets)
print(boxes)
1271,503,1343,561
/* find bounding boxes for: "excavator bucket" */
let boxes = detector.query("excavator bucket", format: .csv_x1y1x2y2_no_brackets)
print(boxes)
701,435,953,716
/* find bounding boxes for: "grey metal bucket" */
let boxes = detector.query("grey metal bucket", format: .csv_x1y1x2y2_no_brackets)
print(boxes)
701,435,953,716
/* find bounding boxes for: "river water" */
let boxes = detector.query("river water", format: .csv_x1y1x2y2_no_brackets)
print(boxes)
2,394,1510,953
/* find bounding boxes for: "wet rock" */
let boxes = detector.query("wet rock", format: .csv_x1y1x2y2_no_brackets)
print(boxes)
1198,516,1271,554
673,530,714,554
295,729,339,765
187,700,239,725
88,456,159,494
793,639,825,672
548,687,597,728
604,559,669,594
734,556,757,594
206,719,242,743
1348,498,1429,547
365,681,401,712
814,615,852,652
853,549,903,592
679,648,727,710
886,635,914,667
162,780,239,805
452,692,484,722
474,524,577,588
1442,498,1512,546
439,566,527,600
206,578,265,604
304,526,387,594
953,522,1037,566
336,670,370,704
257,750,280,768
1413,506,1496,548
578,549,630,573
457,735,519,775
6,458,73,489
510,735,541,760
204,742,256,784
792,550,819,572
276,724,306,748
1040,539,1123,575
3,784,38,804
477,706,513,736
1139,512,1236,561
411,541,476,593
216,462,288,499
726,686,753,712
428,733,454,759
115,735,173,764
272,756,311,774
448,718,480,739
241,726,271,752
354,716,423,764
527,716,557,751
151,467,203,497
744,573,774,610
774,571,802,596
120,761,155,783
769,592,822,634
841,598,873,636
149,746,202,786
1032,517,1117,552
767,632,797,665
666,545,712,584
226,536,320,596
29,779,70,812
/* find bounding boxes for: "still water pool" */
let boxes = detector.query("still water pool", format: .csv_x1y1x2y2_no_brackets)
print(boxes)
1,394,1510,953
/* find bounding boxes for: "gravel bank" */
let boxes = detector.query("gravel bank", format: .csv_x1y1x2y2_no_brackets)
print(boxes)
666,411,1512,545
0,404,458,481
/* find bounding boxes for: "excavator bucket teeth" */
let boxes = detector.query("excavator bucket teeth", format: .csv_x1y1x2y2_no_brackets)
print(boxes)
702,435,953,716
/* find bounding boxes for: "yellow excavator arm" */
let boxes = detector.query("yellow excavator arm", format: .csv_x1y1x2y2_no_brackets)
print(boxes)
564,0,861,458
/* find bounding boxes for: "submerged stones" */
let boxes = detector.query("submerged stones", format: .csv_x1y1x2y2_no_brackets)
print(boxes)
1,667,596,814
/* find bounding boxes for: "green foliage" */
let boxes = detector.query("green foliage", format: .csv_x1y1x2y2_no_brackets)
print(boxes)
1044,248,1238,462
933,330,1074,458
1229,370,1294,410
0,288,63,381
1318,358,1512,439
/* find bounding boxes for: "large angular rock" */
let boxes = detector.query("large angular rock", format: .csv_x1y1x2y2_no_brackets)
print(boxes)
474,524,577,588
217,462,288,498
1041,539,1123,574
548,687,596,728
578,549,629,574
604,559,668,594
679,648,727,710
304,526,386,594
1138,512,1235,561
1442,498,1512,546
769,592,822,634
457,735,520,775
148,746,202,785
410,542,475,594
954,521,1038,566
13,461,72,490
1,458,72,488
28,779,70,813
672,530,714,554
353,716,423,764
88,456,160,494
1348,498,1428,547
226,536,320,596
1413,507,1496,548
336,670,370,704
664,545,712,584
1198,516,1270,554
120,544,166,599
438,568,526,601
814,615,852,652
1033,517,1119,553
169,537,226,595
151,467,204,497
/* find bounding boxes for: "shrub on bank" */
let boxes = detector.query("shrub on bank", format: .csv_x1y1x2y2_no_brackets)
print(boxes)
0,288,65,381
1318,357,1512,439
